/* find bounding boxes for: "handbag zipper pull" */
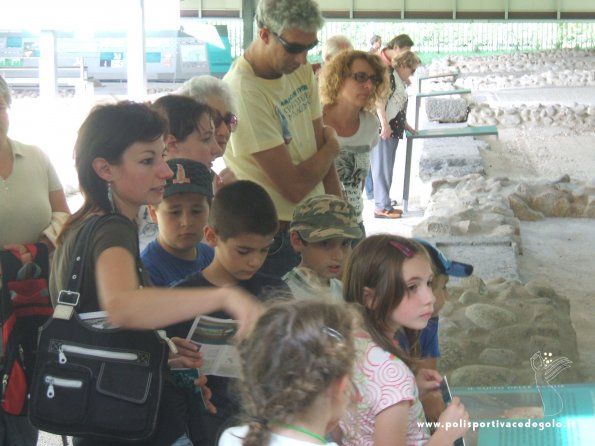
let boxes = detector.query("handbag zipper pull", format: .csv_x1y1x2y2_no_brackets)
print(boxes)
2,374,8,399
46,378,55,398
157,330,178,354
58,346,67,364
18,345,25,367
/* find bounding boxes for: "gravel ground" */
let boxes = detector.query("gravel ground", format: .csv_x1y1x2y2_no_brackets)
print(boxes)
37,431,70,446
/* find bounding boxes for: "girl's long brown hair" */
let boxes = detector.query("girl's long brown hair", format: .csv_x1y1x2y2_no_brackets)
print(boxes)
342,234,430,369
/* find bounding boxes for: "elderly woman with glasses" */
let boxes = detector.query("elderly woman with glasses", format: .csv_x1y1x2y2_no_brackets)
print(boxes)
177,75,239,190
319,50,388,242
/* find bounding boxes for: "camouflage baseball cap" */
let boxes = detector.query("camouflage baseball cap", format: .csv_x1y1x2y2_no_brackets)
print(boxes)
290,194,362,242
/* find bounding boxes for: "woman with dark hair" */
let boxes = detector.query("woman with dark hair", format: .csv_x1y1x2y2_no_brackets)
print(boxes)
151,94,223,170
50,101,261,446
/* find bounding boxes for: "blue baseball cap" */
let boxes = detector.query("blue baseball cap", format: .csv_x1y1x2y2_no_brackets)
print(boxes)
164,158,213,199
414,239,473,277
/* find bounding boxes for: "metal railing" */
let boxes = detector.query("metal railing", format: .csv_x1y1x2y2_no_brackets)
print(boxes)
188,18,595,62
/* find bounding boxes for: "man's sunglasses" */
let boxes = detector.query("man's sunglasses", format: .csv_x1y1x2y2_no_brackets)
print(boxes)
212,111,238,132
351,72,382,86
271,31,318,54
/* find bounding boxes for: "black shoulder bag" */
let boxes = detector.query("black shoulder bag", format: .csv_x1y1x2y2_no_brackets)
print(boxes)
29,215,170,442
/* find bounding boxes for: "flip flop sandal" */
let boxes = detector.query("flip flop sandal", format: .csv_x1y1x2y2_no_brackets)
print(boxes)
374,209,403,219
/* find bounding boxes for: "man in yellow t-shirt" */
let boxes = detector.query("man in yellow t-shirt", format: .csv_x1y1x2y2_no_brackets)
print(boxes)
223,0,342,277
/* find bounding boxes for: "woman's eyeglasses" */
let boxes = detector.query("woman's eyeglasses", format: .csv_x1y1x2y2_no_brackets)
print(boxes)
351,72,381,86
271,31,318,54
212,111,238,133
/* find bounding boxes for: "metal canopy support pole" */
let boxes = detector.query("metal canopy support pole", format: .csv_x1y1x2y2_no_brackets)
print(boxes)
39,30,57,99
127,0,147,101
402,137,414,213
242,0,255,50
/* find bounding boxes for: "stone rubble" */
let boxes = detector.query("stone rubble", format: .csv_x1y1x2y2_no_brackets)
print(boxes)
425,97,470,123
468,102,595,130
427,48,595,88
440,277,581,386
414,49,594,386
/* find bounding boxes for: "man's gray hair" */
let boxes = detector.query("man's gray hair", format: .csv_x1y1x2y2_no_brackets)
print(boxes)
255,0,324,34
0,76,11,107
176,75,236,114
323,35,353,62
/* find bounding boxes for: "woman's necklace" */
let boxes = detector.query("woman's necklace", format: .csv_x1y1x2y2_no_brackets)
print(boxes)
275,422,327,444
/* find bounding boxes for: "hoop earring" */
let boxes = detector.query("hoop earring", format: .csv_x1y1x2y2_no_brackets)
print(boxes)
107,182,116,213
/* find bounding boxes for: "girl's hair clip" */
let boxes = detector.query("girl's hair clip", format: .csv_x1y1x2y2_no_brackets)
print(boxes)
389,240,415,258
323,326,345,342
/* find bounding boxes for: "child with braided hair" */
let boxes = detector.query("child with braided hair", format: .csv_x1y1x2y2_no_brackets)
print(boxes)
218,299,359,446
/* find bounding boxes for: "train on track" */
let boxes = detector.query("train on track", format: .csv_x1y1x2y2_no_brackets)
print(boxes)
0,25,232,85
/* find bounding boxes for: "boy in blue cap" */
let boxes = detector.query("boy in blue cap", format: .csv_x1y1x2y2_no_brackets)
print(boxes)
141,158,214,286
414,239,474,360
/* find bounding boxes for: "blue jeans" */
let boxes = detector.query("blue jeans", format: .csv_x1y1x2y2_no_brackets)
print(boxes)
257,229,300,278
365,168,374,199
370,136,399,211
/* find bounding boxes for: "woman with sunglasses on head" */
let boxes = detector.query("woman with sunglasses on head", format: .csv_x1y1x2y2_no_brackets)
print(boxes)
319,50,388,243
371,50,420,219
177,75,239,191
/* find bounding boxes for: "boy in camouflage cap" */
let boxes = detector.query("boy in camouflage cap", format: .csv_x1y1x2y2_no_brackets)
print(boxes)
284,194,362,301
